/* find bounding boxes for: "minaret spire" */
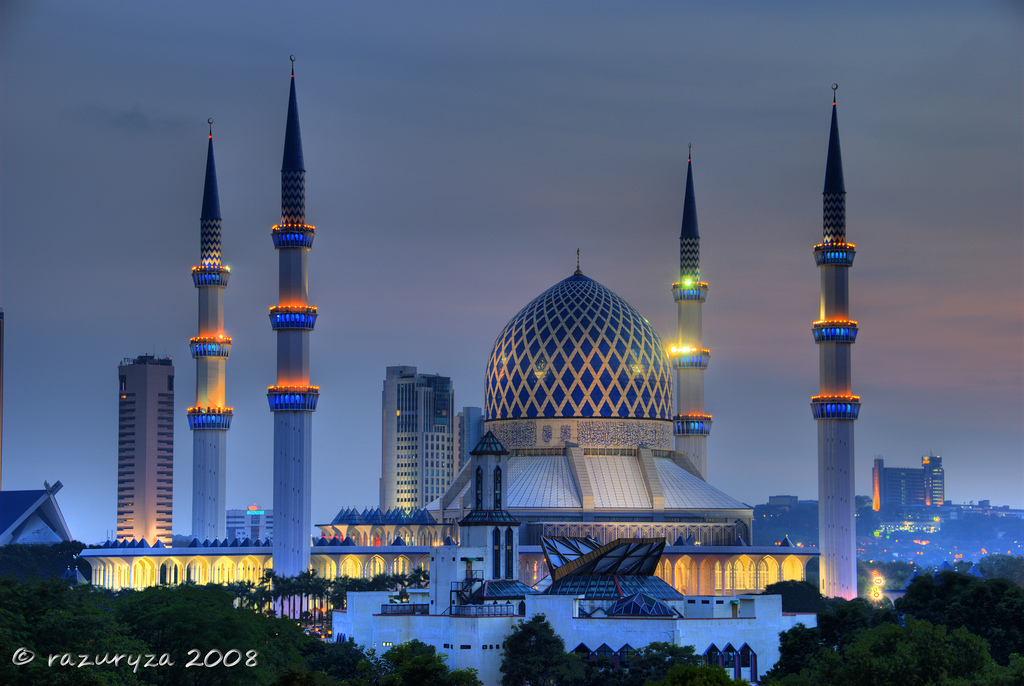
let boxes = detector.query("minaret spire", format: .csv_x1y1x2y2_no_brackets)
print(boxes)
812,86,860,599
269,58,318,585
189,123,232,541
671,147,711,480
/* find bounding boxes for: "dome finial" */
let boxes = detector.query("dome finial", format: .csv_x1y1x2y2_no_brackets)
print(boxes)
575,248,582,275
208,118,213,138
290,54,296,77
832,82,838,105
688,142,691,163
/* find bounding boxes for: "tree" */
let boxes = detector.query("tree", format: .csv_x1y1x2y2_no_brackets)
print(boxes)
897,572,1024,665
762,580,825,613
624,641,703,685
650,663,746,686
978,554,1024,586
766,619,1007,686
500,614,582,686
343,640,481,686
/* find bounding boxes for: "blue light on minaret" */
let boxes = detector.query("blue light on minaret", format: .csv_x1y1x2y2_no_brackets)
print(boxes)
812,86,860,599
189,122,232,541
671,147,712,480
269,58,318,579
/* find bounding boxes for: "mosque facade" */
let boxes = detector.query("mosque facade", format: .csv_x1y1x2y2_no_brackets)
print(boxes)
83,76,853,606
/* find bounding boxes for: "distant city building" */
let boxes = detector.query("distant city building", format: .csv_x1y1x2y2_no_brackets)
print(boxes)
872,455,944,510
117,355,174,544
226,504,273,542
454,406,483,472
380,366,454,510
767,495,800,510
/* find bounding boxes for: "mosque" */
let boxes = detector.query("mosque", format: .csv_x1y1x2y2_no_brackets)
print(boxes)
82,65,861,607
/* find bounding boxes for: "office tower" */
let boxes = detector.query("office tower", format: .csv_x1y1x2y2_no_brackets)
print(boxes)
380,366,454,510
812,87,860,599
226,504,273,541
922,455,944,506
872,455,944,510
671,148,712,480
269,60,319,578
188,124,232,541
454,406,483,472
117,355,174,544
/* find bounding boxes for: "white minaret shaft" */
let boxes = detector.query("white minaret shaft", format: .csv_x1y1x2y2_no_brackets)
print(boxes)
189,126,232,541
672,152,711,480
270,61,318,579
813,89,860,600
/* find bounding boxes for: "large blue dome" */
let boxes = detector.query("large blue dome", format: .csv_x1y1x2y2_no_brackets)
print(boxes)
485,273,672,421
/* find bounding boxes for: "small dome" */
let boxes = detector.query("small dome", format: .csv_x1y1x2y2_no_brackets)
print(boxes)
486,274,672,421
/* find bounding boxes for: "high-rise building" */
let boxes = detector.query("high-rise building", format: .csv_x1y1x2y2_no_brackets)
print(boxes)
269,59,319,578
454,406,483,472
117,355,174,544
671,148,712,480
380,366,454,511
812,87,860,599
226,504,273,541
188,123,232,541
872,455,944,511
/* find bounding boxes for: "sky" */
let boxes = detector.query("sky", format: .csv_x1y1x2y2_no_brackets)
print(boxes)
1,1,1021,545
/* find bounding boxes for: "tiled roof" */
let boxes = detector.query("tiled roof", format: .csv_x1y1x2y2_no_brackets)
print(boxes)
507,455,581,508
654,458,748,510
585,456,651,509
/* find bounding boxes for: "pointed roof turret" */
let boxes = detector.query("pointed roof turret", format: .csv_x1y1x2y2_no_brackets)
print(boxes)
823,86,845,194
470,431,509,456
201,122,221,220
680,147,699,239
282,56,305,172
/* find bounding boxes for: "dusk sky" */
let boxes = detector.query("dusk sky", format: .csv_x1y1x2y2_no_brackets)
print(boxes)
2,2,1021,545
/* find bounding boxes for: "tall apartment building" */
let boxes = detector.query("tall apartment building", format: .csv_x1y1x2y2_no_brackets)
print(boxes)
454,406,483,472
380,366,454,510
872,455,945,511
226,504,273,542
117,355,174,544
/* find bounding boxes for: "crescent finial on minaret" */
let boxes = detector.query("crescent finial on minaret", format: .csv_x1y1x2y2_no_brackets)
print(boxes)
574,248,582,275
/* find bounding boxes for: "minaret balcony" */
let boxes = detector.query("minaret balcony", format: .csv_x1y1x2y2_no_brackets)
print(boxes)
269,306,318,331
813,242,856,267
673,414,712,436
811,395,861,420
192,265,231,287
669,347,710,370
268,386,320,412
812,321,858,344
189,336,232,358
272,224,315,249
672,281,708,303
187,407,233,430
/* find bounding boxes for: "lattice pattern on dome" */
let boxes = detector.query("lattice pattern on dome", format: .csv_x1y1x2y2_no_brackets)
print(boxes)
486,274,672,421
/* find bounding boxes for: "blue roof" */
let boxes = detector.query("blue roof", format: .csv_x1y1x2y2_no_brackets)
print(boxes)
0,490,46,534
823,100,845,194
282,69,304,172
680,157,699,239
201,134,221,219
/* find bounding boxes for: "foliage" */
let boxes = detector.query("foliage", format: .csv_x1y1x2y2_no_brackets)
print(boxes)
978,554,1024,586
0,540,90,581
343,640,480,686
650,662,747,686
500,614,582,686
762,580,825,613
765,618,1011,686
897,571,1024,665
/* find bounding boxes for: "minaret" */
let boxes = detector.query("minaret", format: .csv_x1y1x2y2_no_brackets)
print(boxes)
269,58,318,578
189,122,232,541
812,86,860,599
671,147,711,480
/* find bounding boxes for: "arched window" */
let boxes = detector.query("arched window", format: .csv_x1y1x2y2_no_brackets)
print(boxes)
475,467,483,510
493,466,502,510
505,527,514,579
492,528,501,579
